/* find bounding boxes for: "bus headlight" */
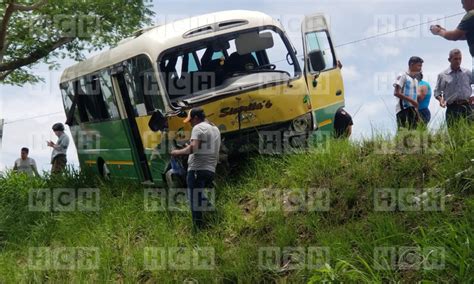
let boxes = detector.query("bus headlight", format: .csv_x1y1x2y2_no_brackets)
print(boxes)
292,113,313,133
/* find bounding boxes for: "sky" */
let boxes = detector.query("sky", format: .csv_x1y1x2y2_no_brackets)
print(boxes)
0,0,471,172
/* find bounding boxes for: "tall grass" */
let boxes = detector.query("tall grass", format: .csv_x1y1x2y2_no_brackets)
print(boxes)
0,123,473,283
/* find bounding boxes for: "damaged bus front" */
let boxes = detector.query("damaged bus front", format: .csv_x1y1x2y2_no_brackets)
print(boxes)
150,16,315,156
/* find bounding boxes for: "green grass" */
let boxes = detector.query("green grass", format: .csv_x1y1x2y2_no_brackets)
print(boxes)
0,123,473,283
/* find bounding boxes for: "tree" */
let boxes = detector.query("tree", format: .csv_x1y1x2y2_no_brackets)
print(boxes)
0,0,154,85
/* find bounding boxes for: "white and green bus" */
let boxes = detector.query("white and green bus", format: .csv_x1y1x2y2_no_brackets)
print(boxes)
60,10,345,186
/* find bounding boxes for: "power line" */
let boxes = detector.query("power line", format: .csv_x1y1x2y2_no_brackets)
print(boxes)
4,112,64,125
335,12,465,48
274,11,465,64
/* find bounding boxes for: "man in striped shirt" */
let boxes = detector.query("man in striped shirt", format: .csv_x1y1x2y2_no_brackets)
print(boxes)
393,56,423,130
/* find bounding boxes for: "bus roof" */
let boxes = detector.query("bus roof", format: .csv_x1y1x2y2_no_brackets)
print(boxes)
60,10,282,83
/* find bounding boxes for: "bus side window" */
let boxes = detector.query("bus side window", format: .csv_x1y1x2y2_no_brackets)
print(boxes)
73,76,112,123
60,81,81,126
90,76,110,121
98,70,120,119
126,55,165,116
142,71,164,113
74,80,90,123
305,31,336,71
80,76,110,121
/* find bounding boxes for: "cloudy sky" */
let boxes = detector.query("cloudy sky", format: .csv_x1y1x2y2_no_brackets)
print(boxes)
0,0,470,172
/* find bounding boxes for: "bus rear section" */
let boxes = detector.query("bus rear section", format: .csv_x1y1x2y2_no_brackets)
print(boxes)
60,55,167,184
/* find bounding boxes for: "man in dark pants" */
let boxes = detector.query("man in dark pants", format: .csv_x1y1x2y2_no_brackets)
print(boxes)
434,49,473,128
171,108,221,229
393,56,423,130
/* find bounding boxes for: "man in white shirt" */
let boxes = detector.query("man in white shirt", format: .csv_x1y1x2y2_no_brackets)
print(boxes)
13,147,40,177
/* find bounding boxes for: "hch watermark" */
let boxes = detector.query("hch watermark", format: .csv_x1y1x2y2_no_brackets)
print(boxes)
28,247,100,270
374,188,445,212
374,246,445,271
144,247,215,270
29,188,100,212
259,246,330,270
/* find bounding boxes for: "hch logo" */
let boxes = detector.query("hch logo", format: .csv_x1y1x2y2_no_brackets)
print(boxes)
29,188,100,212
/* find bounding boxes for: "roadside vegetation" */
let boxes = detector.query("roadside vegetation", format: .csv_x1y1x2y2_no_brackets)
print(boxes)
0,123,472,283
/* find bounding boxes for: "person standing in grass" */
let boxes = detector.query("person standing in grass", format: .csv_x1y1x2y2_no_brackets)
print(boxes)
393,56,423,130
434,49,473,127
47,123,70,174
171,108,221,229
13,147,40,177
416,73,432,124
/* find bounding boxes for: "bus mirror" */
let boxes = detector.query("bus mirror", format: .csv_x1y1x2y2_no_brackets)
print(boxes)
149,110,167,132
308,50,326,72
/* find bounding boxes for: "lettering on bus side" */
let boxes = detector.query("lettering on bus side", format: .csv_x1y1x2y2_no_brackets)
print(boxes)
220,100,273,118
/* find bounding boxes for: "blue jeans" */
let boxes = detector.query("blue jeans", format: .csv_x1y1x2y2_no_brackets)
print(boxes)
186,170,215,228
418,108,431,124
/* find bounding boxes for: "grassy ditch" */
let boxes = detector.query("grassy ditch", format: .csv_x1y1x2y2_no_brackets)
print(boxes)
0,124,472,283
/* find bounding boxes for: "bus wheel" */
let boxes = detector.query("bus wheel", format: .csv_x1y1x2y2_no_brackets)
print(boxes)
97,158,111,180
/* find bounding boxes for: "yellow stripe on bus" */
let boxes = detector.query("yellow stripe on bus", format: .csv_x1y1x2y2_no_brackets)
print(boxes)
85,160,134,166
318,119,332,128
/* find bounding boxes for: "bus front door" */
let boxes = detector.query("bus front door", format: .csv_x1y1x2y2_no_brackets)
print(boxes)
111,69,153,183
302,14,345,137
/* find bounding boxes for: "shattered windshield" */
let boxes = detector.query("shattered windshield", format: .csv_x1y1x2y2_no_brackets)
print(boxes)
158,27,300,103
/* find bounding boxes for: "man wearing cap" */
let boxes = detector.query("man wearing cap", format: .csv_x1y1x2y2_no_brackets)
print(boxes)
393,56,423,130
430,0,474,83
47,122,70,174
434,49,473,127
171,108,221,228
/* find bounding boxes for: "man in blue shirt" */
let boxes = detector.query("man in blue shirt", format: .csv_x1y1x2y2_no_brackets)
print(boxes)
416,73,432,124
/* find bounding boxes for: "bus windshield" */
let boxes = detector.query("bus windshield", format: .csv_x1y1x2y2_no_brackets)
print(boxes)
159,28,300,103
